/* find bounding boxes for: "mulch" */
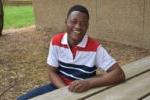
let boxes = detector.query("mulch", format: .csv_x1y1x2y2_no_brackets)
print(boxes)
0,26,150,100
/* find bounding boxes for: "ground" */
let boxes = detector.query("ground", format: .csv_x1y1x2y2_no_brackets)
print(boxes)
0,26,150,100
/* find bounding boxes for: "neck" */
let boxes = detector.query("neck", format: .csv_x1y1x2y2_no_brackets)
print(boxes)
68,38,80,48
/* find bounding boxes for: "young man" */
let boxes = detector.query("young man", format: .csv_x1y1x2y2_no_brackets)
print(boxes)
17,5,125,100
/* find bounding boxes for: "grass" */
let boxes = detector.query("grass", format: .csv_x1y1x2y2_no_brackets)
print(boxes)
4,6,35,29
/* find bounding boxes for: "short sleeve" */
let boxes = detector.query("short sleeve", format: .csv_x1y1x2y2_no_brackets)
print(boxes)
95,45,116,71
47,40,59,67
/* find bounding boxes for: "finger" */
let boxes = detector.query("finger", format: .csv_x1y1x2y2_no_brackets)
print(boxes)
68,81,78,91
69,81,80,92
74,84,83,92
71,81,80,87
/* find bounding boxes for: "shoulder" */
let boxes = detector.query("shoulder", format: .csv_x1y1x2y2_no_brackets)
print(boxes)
81,36,100,51
51,32,64,45
86,36,100,49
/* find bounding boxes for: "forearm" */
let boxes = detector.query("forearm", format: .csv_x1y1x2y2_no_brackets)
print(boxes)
88,63,125,88
48,67,66,88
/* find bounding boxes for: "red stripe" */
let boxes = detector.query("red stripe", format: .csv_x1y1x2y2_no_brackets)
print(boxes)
77,37,100,51
51,33,100,51
51,33,68,48
70,37,100,59
59,75,73,85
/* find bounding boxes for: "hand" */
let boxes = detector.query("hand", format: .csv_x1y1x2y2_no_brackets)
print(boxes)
68,80,91,92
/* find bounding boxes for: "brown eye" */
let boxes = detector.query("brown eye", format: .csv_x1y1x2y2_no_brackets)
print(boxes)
70,20,77,25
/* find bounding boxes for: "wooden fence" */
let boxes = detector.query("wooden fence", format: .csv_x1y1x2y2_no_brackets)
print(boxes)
4,0,32,6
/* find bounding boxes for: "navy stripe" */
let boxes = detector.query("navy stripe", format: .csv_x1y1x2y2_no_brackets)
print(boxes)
58,60,97,72
58,65,96,79
57,70,96,80
57,71,77,80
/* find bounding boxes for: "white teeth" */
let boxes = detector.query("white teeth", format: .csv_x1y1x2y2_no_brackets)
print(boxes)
73,31,81,34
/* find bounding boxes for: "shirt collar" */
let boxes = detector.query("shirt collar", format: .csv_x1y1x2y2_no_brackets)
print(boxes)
61,32,88,48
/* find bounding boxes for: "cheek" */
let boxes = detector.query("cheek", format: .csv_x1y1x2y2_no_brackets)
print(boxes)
66,23,73,31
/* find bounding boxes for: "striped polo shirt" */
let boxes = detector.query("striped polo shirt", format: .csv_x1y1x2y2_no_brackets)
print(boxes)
47,33,116,85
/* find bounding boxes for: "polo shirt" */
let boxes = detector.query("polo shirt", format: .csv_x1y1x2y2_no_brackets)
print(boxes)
47,32,116,85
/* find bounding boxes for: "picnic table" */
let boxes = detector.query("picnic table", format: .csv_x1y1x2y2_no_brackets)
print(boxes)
30,56,150,100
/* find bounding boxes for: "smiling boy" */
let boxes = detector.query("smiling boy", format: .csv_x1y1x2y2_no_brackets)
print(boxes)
17,4,125,100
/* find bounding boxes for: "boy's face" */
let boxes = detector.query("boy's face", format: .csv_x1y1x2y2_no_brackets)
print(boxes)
66,11,89,46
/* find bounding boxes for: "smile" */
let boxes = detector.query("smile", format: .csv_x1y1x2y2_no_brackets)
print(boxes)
73,30,82,35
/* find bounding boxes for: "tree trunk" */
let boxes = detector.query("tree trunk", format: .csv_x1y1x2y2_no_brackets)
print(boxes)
0,0,4,36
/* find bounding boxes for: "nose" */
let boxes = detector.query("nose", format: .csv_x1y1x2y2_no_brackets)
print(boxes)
74,22,81,30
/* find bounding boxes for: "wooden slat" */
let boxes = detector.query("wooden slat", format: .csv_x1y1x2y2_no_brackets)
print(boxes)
30,86,107,100
122,56,150,79
142,95,150,100
86,71,150,100
30,56,150,100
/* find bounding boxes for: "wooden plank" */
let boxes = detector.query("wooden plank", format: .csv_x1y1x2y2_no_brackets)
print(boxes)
138,92,150,100
30,86,107,100
86,71,150,100
143,95,150,100
122,56,150,79
30,56,150,100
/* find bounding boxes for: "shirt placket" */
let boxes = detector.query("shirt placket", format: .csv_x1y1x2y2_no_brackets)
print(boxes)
71,46,78,59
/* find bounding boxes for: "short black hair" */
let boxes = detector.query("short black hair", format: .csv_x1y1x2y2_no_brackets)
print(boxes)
67,5,89,19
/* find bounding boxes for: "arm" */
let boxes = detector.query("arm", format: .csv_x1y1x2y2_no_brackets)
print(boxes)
48,66,66,88
47,38,66,88
68,63,125,92
89,63,125,87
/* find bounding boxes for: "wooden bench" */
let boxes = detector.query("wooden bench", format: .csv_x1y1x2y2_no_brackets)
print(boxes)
30,56,150,100
143,96,150,100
